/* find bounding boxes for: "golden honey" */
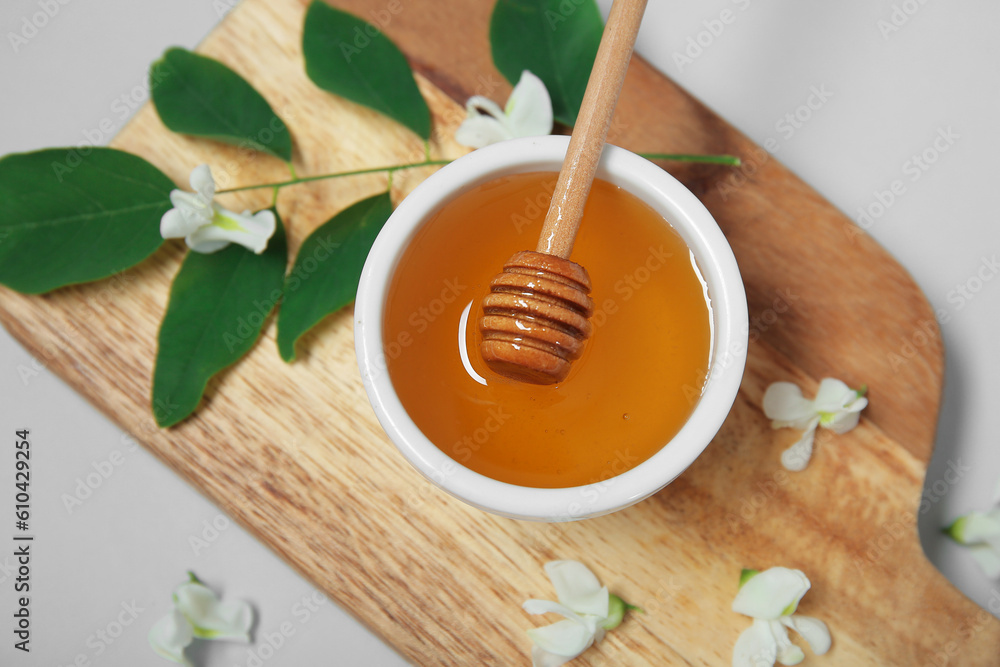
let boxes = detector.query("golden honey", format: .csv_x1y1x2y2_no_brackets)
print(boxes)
383,172,712,488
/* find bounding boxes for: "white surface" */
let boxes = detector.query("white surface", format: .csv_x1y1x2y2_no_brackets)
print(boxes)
0,0,997,665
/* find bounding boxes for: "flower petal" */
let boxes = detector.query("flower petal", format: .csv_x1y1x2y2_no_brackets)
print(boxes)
544,560,609,618
161,208,201,239
776,644,804,665
505,70,553,139
947,511,1000,544
164,190,214,235
780,419,819,472
174,582,252,641
762,383,815,426
530,645,575,667
523,599,582,620
820,408,863,434
464,95,506,120
185,238,230,254
454,115,513,149
161,165,227,243
169,189,210,216
811,378,854,411
186,208,276,255
732,567,810,620
732,618,777,667
526,618,595,658
148,609,194,666
765,619,803,665
189,164,216,202
968,544,1000,578
781,615,831,656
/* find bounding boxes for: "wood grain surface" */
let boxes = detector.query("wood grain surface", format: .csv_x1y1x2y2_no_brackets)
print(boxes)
2,0,997,664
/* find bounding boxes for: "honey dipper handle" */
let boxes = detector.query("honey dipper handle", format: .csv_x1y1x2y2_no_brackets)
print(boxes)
536,0,648,258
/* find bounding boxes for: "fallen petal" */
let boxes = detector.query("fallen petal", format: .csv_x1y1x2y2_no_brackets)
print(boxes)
762,382,815,424
174,582,252,641
732,619,777,667
148,609,194,666
968,543,1000,578
770,620,804,665
526,618,595,658
531,645,576,667
821,408,863,434
523,599,581,620
732,567,810,620
780,419,819,472
544,560,609,618
811,378,855,411
947,511,1000,544
782,615,831,655
776,644,805,666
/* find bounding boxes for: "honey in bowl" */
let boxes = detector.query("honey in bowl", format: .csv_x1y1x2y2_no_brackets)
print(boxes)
383,171,712,489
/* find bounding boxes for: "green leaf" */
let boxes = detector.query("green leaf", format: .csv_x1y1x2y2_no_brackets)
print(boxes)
490,0,604,125
0,147,173,294
150,47,293,161
153,212,287,427
277,191,392,361
302,1,431,140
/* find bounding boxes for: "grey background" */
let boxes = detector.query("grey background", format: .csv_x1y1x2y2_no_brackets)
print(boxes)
1,0,998,665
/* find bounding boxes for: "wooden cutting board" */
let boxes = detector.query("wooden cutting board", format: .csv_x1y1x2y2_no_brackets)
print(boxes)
2,0,997,663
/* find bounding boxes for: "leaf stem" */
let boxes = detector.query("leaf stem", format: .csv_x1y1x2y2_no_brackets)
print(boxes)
639,152,742,166
216,151,740,197
217,159,451,194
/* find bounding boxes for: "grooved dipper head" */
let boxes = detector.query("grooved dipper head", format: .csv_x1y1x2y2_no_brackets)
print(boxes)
479,250,594,384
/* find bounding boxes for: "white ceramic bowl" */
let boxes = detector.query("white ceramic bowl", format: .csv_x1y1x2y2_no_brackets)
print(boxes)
355,136,747,521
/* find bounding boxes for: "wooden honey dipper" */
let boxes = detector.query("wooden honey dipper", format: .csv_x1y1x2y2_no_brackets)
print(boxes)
479,0,648,384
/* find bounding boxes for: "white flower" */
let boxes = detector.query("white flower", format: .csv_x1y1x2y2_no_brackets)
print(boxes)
455,70,553,148
524,560,632,667
762,378,868,471
149,575,253,665
160,164,276,254
149,610,194,667
945,508,1000,578
173,581,253,640
732,568,831,667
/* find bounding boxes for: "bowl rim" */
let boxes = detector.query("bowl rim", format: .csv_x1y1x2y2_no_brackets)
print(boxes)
355,135,747,521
